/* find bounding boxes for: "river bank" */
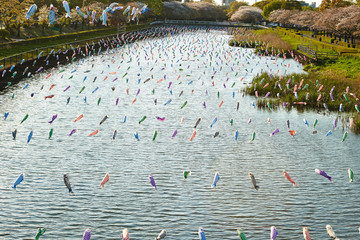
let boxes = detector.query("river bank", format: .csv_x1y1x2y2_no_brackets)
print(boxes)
230,28,360,133
0,25,178,91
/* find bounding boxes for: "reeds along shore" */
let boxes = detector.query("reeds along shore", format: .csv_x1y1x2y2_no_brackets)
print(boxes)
245,72,360,133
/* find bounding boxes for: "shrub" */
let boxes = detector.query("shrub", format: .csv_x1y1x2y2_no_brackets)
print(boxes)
0,29,10,39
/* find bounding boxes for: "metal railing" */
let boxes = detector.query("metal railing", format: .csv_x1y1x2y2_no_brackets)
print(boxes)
152,20,254,27
298,44,339,59
0,26,126,69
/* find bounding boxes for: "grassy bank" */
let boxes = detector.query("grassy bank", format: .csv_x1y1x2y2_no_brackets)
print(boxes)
268,27,360,58
230,27,360,133
244,72,360,133
229,29,293,58
0,23,150,59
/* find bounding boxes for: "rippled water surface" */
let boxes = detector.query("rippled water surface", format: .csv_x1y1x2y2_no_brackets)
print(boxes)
1,28,359,239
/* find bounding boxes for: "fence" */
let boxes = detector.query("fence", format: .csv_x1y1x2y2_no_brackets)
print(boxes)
298,44,339,59
151,20,254,28
0,26,126,69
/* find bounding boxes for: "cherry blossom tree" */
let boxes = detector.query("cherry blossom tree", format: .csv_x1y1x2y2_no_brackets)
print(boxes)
230,6,264,23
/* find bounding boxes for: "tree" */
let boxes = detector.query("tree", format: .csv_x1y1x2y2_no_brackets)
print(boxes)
252,0,271,10
186,2,227,21
281,0,302,10
227,1,249,16
142,0,163,15
319,0,354,11
262,0,282,18
230,6,264,23
0,0,21,31
269,9,294,25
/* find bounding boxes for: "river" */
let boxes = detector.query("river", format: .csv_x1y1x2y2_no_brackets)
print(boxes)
0,27,359,239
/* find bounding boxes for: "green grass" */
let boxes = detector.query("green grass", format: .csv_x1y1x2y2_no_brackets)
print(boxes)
0,23,150,59
256,28,360,58
323,57,360,79
245,72,360,133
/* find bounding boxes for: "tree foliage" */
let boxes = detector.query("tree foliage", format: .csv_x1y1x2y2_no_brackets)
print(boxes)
162,1,226,21
230,6,264,23
319,0,354,11
252,0,271,10
269,6,360,36
227,0,250,17
263,0,282,18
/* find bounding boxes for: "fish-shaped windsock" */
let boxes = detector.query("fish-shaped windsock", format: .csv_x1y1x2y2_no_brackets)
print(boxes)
83,228,91,240
123,6,131,15
348,168,354,182
49,114,57,124
326,225,338,239
101,10,107,26
27,130,33,143
209,117,217,128
184,171,192,179
249,172,259,190
289,130,296,136
12,129,17,140
99,115,108,125
25,4,37,20
270,129,279,137
139,116,147,124
100,173,109,188
74,114,84,122
171,130,178,139
48,128,53,139
156,116,165,121
303,119,309,127
76,6,87,18
194,118,201,128
181,101,188,109
35,228,46,240
313,119,318,128
326,130,332,137
134,132,140,141
112,130,117,140
283,171,299,187
155,229,167,240
88,130,99,136
251,131,255,141
12,173,24,189
140,4,148,14
149,174,157,190
68,129,77,136
198,227,206,240
341,131,348,142
63,1,71,18
190,130,197,141
211,172,220,188
303,227,311,240
315,169,332,182
122,228,129,240
49,4,55,25
270,226,278,240
237,229,248,240
91,10,96,24
64,174,74,194
20,114,29,124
